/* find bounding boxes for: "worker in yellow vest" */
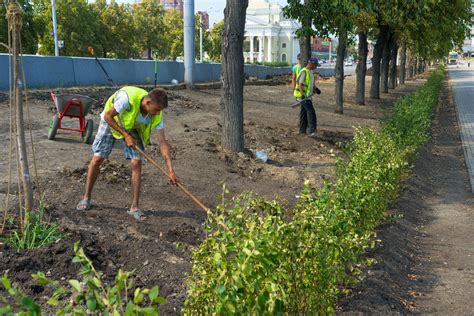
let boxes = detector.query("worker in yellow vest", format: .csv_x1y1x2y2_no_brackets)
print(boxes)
76,86,177,221
291,53,302,90
294,57,319,136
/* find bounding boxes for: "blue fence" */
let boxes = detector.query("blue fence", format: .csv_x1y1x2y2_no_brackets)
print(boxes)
0,54,305,90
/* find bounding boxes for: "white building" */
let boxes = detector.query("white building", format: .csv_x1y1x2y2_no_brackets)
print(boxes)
244,0,301,64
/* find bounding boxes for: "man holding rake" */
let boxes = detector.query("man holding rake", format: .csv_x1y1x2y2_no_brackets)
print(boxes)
76,86,178,221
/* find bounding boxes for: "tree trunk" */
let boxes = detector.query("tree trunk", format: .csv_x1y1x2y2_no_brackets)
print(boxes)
220,0,248,152
388,41,398,89
147,47,152,60
298,0,311,64
399,43,406,84
370,25,388,99
381,31,391,93
356,32,368,105
335,32,346,114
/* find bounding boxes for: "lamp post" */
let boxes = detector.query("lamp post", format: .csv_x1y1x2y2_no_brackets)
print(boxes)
184,0,195,88
52,0,59,56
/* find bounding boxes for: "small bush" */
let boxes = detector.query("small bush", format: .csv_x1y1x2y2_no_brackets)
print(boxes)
248,61,290,67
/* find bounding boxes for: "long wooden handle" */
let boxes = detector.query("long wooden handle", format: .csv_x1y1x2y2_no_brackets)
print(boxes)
133,146,210,213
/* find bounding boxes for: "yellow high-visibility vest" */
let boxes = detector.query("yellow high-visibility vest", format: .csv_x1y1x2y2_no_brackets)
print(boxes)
104,86,163,145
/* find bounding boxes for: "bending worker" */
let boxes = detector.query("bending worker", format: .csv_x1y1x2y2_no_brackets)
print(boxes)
294,57,319,136
76,86,178,221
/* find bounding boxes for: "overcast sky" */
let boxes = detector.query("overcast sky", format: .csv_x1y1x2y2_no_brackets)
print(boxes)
115,0,289,26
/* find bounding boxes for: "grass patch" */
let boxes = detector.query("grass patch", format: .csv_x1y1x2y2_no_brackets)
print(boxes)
3,200,62,250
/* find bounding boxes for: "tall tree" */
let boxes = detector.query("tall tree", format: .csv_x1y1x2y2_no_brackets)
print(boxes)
354,11,376,105
160,9,183,60
205,20,224,62
36,0,103,56
1,0,39,54
132,0,166,60
388,37,398,89
285,0,357,114
221,0,248,152
92,0,139,59
369,24,388,99
335,31,346,114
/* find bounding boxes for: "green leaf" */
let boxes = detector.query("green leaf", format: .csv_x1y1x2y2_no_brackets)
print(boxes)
21,296,41,313
149,286,159,302
1,274,11,290
47,297,60,305
69,280,81,292
140,307,158,315
86,298,98,311
0,306,11,314
125,301,135,316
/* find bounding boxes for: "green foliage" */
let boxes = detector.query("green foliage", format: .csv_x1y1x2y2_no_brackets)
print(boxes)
0,242,165,315
0,274,41,315
4,201,62,250
251,61,290,67
184,65,445,313
205,20,224,62
0,0,39,54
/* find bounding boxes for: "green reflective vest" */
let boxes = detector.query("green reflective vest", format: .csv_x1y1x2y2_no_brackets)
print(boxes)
294,67,312,99
104,86,163,145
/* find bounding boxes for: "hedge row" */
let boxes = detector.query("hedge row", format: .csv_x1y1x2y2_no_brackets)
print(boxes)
183,65,445,314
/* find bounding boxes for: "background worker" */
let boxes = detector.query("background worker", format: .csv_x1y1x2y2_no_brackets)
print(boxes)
291,53,302,90
294,57,319,136
76,86,178,221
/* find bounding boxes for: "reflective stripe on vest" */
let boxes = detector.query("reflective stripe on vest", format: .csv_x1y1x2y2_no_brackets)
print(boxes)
293,67,312,99
104,86,163,145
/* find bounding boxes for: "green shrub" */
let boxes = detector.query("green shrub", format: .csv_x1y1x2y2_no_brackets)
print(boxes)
248,61,290,67
184,65,444,314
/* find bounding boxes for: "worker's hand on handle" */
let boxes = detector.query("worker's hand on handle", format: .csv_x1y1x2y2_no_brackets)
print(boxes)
124,134,135,148
169,170,178,186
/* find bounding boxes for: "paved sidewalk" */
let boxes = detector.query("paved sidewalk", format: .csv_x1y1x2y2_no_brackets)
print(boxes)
449,64,474,193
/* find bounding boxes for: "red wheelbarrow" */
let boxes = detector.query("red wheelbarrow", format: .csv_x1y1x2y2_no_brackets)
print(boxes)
47,93,96,144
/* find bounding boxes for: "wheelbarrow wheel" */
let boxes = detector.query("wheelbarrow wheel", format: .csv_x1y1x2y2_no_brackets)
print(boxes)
83,119,94,144
47,114,59,140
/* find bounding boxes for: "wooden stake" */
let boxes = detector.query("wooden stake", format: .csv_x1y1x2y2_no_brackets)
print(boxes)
8,0,33,211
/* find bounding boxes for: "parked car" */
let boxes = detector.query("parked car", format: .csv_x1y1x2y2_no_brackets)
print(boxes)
344,60,353,66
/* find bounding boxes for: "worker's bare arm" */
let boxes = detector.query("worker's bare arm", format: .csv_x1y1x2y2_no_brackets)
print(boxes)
154,129,178,185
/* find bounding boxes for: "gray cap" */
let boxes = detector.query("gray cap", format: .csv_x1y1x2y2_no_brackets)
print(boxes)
308,57,319,66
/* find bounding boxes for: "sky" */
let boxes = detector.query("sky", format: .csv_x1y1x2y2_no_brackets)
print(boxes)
115,0,289,26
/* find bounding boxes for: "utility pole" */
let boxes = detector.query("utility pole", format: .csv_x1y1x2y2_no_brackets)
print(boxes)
7,0,34,211
183,0,195,88
199,15,203,63
51,0,59,56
